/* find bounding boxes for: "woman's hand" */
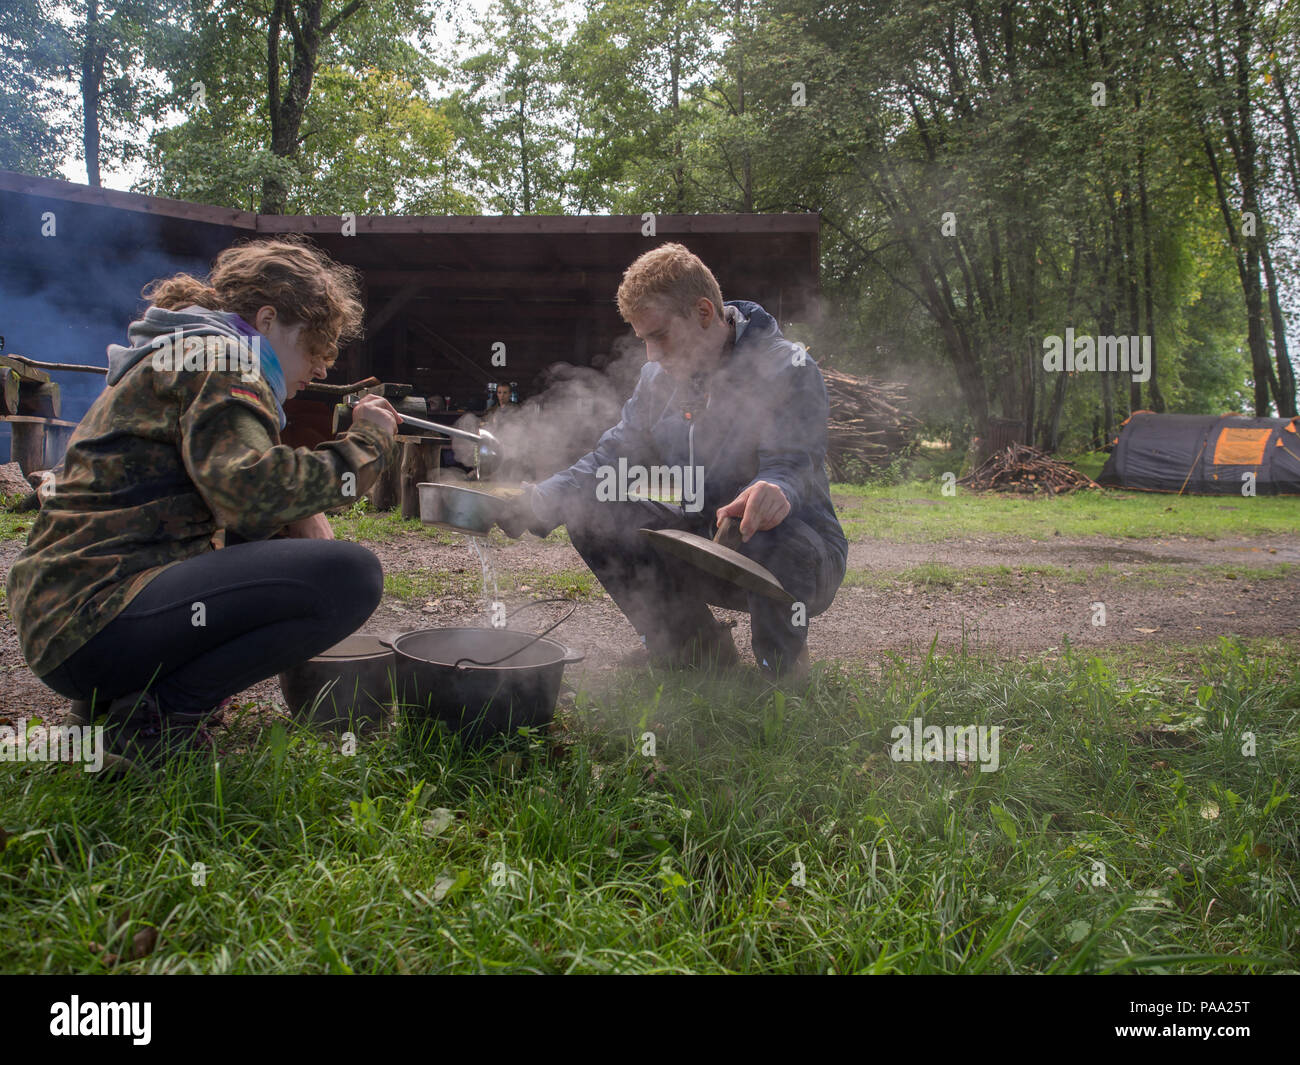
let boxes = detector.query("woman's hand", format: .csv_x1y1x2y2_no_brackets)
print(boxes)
281,512,335,540
352,394,399,436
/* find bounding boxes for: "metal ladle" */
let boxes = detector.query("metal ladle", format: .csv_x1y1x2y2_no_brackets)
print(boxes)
346,393,503,475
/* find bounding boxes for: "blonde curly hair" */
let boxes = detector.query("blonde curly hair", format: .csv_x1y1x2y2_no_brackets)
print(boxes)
616,242,725,323
141,235,364,370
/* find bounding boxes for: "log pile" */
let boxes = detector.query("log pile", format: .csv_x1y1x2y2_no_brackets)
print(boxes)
958,443,1101,495
821,368,918,480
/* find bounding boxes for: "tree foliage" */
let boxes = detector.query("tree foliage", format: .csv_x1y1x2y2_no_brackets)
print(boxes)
9,0,1299,442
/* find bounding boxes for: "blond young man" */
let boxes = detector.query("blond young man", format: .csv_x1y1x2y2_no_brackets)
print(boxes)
499,243,846,681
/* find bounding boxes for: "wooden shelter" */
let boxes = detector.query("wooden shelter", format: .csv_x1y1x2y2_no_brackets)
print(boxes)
0,170,820,425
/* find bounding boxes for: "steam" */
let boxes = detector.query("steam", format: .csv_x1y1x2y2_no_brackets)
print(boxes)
468,332,647,483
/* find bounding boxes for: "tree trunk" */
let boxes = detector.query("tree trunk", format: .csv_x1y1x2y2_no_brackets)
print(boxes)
1138,145,1165,411
260,0,358,215
1121,176,1142,411
81,0,103,188
518,83,531,213
1041,241,1081,451
734,0,752,211
671,22,683,211
1229,0,1281,414
1261,242,1297,416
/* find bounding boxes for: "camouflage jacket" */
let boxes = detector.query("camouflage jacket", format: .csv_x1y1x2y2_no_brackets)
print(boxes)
6,340,396,679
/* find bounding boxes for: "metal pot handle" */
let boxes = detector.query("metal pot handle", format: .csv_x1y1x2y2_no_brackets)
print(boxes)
376,632,400,650
558,644,585,665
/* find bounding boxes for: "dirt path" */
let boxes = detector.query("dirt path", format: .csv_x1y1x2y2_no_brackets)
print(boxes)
4,528,1298,723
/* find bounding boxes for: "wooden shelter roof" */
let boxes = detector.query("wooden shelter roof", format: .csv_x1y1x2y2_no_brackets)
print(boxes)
0,170,820,413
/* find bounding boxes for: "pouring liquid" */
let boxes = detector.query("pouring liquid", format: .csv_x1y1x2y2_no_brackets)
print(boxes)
466,535,503,628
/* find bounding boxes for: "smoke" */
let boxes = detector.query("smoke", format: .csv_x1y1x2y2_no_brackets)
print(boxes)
475,331,647,483
0,213,214,464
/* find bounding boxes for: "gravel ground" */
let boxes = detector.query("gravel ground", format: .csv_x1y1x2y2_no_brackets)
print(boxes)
4,523,1299,726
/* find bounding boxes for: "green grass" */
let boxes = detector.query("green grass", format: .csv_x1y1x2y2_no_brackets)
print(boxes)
0,499,34,542
383,565,602,605
2,637,1295,973
832,481,1300,543
328,501,466,545
329,499,570,548
842,561,1298,592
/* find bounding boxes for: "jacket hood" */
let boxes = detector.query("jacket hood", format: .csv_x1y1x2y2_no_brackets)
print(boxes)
726,299,780,344
105,305,288,428
106,305,249,385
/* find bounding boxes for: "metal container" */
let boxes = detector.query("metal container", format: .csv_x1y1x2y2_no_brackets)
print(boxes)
277,633,398,729
417,482,503,535
384,628,583,744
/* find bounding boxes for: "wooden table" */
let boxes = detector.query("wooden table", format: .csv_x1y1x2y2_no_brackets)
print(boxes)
366,434,442,515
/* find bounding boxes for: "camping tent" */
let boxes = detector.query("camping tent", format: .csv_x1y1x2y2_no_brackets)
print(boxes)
1098,411,1300,495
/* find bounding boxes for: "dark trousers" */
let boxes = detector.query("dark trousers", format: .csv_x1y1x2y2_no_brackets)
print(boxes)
39,539,382,714
566,499,845,671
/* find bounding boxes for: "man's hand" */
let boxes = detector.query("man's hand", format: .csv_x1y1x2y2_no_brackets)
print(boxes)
495,484,546,539
280,512,335,540
716,481,790,542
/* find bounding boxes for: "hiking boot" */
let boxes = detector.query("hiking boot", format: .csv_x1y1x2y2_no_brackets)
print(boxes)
67,699,93,726
757,645,811,687
637,617,743,674
84,691,220,775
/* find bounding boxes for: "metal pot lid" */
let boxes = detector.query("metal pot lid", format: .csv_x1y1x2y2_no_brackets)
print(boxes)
312,633,393,661
393,627,568,669
640,528,795,605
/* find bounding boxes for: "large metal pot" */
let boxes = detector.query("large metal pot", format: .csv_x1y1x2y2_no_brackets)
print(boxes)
277,633,398,729
384,627,583,744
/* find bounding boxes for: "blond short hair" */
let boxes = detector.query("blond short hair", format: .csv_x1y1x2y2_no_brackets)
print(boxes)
616,242,725,322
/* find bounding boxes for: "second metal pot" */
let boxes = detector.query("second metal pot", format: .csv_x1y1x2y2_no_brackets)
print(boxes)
277,633,398,729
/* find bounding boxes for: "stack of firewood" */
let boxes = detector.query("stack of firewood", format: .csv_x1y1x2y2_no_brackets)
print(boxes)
958,443,1100,495
821,367,918,479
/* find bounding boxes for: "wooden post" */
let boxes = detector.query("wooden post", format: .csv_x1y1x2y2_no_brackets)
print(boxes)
1,368,18,415
10,420,44,473
370,465,398,511
43,422,75,468
400,436,432,520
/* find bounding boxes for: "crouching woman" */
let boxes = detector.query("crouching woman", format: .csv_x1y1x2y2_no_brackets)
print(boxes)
5,237,399,771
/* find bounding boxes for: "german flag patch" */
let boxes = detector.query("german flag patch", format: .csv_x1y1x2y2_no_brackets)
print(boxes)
230,386,261,402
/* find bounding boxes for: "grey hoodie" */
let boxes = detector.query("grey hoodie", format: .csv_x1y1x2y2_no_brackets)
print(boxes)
107,305,287,428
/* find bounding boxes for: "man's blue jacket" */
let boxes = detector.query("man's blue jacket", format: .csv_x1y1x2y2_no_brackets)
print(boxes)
530,300,848,564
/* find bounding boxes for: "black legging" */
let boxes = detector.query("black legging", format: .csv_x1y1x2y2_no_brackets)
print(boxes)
39,539,383,714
